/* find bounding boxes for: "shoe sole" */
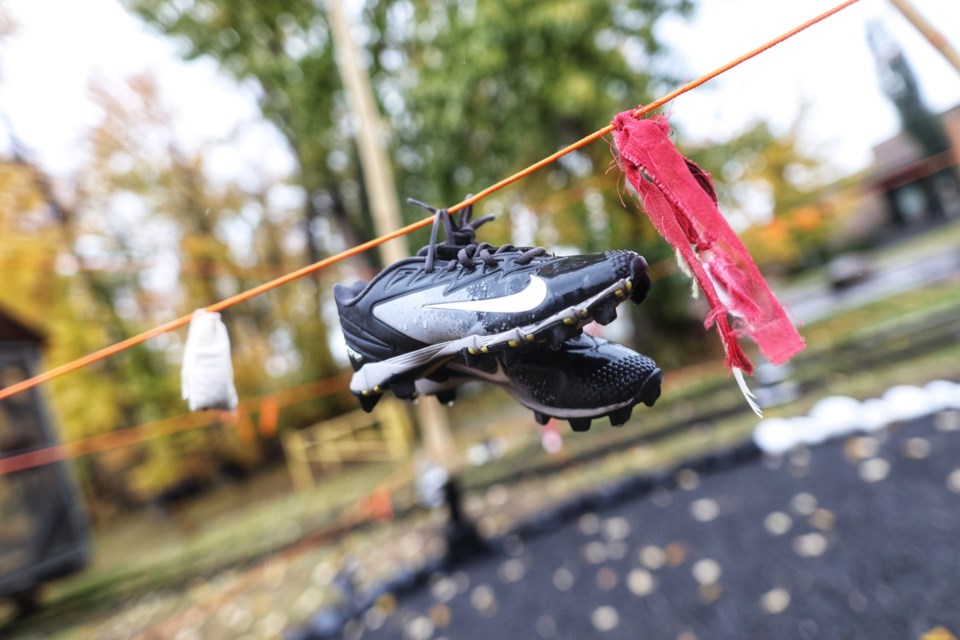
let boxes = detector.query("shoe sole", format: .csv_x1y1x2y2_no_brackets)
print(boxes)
417,364,663,432
350,266,647,409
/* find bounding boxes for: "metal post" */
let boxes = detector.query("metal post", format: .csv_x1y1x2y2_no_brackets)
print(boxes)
888,0,960,75
327,0,457,469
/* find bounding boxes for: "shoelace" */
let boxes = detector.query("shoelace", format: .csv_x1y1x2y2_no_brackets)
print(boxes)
409,198,546,273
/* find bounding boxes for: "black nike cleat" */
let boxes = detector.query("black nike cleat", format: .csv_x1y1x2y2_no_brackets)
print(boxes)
335,202,651,405
415,334,663,432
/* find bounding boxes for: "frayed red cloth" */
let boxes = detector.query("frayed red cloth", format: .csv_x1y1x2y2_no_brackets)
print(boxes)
612,112,804,374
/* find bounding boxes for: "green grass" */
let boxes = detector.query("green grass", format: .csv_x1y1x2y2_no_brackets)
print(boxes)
13,461,402,633
803,279,960,346
781,217,960,290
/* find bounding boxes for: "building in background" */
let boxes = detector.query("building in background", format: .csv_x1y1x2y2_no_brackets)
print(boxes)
828,103,960,250
856,20,960,236
868,104,960,227
0,307,89,614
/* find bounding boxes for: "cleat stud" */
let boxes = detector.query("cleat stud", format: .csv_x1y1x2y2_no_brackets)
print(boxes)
480,346,490,353
502,349,521,366
614,289,624,298
508,339,520,348
358,393,382,413
563,317,576,326
593,300,618,326
579,309,589,317
361,389,372,397
436,389,457,406
392,379,417,400
534,411,551,426
642,370,664,407
526,334,536,342
569,418,592,432
642,385,662,407
626,280,633,292
547,325,569,348
460,347,479,366
631,274,652,305
373,385,383,393
468,347,478,355
608,406,633,427
428,369,451,382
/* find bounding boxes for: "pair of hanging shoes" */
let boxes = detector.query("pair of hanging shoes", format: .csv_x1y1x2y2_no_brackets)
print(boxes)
333,199,661,432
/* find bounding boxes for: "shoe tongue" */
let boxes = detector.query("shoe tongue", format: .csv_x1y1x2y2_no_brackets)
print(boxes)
415,244,461,261
433,245,464,260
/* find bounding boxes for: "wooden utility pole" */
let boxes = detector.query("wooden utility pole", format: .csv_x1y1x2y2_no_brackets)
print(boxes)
327,0,457,468
888,0,960,76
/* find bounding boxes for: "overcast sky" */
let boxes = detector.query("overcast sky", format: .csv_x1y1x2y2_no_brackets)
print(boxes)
0,0,958,182
659,0,960,171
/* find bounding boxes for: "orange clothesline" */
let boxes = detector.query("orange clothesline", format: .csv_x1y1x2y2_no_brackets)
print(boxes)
0,0,861,403
0,253,332,280
0,373,351,475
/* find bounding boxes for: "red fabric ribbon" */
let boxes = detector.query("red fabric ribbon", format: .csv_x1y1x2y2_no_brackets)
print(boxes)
612,112,804,374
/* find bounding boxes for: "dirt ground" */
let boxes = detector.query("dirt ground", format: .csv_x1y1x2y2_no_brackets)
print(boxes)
351,410,960,640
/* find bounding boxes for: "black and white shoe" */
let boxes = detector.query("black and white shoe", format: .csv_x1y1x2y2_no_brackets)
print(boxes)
415,334,663,432
334,203,651,410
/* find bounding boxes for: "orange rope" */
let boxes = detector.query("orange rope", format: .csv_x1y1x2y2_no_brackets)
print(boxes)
0,373,351,475
0,219,431,402
0,412,220,476
0,254,333,280
0,0,860,403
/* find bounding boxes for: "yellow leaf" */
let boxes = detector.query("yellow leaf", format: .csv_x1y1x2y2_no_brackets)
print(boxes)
922,627,958,640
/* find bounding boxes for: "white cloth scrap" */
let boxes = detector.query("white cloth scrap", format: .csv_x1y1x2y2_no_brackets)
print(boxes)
181,309,239,411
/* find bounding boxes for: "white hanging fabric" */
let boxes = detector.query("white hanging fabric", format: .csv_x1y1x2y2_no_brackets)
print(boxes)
181,309,239,411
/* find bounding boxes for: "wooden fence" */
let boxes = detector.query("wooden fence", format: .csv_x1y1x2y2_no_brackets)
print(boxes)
282,399,414,491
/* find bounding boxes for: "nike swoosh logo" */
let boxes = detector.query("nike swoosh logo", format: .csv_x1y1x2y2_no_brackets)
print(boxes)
424,275,548,314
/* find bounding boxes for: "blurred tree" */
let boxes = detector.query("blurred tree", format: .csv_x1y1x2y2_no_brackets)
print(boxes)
867,20,958,224
121,0,697,251
0,0,15,40
122,0,377,269
0,71,346,516
686,112,828,227
867,20,951,158
122,0,714,359
0,142,150,511
0,164,60,323
71,73,343,505
687,111,835,274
